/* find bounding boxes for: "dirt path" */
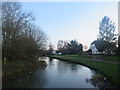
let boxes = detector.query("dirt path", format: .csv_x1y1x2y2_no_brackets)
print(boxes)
63,55,120,64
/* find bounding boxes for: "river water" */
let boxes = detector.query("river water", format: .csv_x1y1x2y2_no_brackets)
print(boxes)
3,57,111,88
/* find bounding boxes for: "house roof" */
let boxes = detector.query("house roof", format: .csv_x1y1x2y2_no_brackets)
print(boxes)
91,40,114,52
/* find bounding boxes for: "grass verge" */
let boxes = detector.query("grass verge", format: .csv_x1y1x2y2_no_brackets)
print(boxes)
102,56,120,62
51,55,119,88
57,55,92,59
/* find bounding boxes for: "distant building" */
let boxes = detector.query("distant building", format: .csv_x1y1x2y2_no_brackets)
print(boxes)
52,51,57,55
89,40,116,55
58,52,62,55
90,43,105,54
52,51,62,55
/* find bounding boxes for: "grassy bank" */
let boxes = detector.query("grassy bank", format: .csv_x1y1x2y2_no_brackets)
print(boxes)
102,56,120,62
51,55,119,87
2,60,37,82
59,55,92,59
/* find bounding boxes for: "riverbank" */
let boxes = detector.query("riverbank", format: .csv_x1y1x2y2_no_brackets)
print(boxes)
51,55,119,88
2,60,37,82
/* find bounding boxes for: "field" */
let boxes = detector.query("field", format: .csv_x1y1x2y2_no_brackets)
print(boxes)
102,56,120,62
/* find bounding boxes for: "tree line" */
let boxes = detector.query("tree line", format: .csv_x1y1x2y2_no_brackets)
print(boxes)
56,40,83,55
2,2,47,62
55,16,120,55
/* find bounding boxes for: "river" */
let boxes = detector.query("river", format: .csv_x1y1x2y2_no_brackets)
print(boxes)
3,57,111,88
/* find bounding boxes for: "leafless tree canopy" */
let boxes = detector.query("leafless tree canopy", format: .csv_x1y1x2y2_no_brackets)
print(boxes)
2,2,48,61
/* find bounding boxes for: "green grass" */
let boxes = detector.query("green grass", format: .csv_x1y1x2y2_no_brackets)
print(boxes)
102,56,120,62
51,55,119,87
58,55,92,59
2,60,36,81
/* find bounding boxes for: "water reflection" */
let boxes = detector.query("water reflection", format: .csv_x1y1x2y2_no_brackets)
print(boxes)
57,60,68,74
70,64,78,73
3,57,111,88
3,68,48,88
56,60,81,74
37,60,47,69
48,57,54,67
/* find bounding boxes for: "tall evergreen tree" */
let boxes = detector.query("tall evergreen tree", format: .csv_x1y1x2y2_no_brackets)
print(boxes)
97,16,117,42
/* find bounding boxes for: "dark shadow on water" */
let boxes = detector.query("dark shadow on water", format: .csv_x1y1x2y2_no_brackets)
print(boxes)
85,73,112,89
3,60,48,88
3,69,48,88
48,57,54,67
70,64,78,73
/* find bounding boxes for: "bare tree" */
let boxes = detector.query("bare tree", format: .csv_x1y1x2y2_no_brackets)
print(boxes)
2,2,48,61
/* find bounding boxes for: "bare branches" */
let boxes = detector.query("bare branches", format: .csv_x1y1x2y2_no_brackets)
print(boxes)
2,2,48,61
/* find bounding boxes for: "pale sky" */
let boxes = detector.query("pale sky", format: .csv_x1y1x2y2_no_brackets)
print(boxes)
21,2,118,50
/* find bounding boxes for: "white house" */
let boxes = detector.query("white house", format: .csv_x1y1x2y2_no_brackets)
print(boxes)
90,43,105,54
89,40,116,55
